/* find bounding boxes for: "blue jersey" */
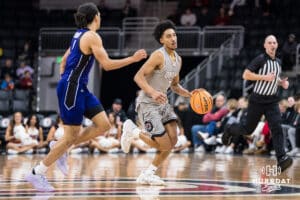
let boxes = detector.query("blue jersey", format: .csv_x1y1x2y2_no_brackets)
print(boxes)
61,28,95,85
57,28,103,125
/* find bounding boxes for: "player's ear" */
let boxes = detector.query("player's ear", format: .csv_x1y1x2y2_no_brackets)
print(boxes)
159,37,163,44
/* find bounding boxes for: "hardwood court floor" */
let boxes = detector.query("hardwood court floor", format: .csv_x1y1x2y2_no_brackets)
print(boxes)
0,152,300,199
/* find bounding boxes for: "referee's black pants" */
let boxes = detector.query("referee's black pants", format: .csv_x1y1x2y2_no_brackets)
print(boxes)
230,100,286,160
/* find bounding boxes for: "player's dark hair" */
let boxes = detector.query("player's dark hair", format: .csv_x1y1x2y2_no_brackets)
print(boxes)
74,2,99,28
153,20,176,44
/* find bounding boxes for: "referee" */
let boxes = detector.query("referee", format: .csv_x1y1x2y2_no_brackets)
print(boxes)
222,35,293,171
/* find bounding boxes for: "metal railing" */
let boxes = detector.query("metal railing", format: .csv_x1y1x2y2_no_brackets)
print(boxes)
37,17,245,110
39,27,122,56
39,17,244,56
168,36,238,105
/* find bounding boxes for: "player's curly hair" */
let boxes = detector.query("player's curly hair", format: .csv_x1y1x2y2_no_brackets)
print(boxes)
74,2,99,29
153,20,176,44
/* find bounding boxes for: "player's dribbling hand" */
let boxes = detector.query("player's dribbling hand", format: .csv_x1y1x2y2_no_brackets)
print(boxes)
151,90,167,104
133,49,147,62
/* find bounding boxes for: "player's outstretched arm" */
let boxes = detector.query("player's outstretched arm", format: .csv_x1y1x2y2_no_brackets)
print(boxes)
89,32,147,71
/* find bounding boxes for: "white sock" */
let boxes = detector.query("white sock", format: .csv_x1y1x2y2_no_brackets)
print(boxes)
145,164,157,174
33,161,48,175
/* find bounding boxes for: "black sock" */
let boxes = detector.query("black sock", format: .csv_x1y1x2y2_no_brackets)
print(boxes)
32,168,36,175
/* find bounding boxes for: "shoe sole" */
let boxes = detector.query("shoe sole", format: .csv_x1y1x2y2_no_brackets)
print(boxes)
25,175,55,192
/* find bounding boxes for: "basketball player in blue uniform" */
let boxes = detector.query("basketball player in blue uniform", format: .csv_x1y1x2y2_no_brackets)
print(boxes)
26,2,146,191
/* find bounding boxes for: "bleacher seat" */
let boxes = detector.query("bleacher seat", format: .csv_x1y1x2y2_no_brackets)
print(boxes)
12,99,29,112
14,89,30,101
0,90,12,100
0,100,10,113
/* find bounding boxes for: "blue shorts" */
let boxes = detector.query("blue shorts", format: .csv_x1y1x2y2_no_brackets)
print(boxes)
57,80,104,125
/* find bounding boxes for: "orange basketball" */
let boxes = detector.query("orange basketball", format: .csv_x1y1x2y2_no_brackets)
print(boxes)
190,89,213,114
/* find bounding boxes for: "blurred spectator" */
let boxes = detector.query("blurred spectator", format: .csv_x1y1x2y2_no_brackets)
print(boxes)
167,9,180,25
281,34,297,71
0,73,15,91
106,98,128,123
196,6,212,27
261,0,276,17
127,90,141,122
180,8,197,26
122,0,137,18
16,60,34,79
18,40,34,66
214,7,230,26
46,115,64,142
26,114,47,152
228,0,247,16
90,112,121,153
0,58,16,79
191,94,228,152
97,0,109,21
192,0,205,13
5,112,37,154
173,118,191,153
19,70,33,90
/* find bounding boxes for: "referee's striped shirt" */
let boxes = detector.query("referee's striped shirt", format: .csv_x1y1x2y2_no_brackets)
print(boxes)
246,53,281,96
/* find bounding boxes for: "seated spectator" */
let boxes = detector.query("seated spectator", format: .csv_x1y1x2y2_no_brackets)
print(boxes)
173,118,191,153
18,40,34,66
0,73,15,91
191,93,228,152
242,119,266,155
167,9,180,25
196,6,212,27
131,120,157,153
292,101,300,156
90,112,121,153
281,34,297,71
46,115,64,142
106,98,128,123
16,60,34,79
26,114,47,153
192,0,204,11
205,98,238,148
180,8,197,26
214,7,230,26
228,0,247,16
0,58,16,79
97,0,109,22
254,121,272,155
47,115,87,154
19,70,33,90
5,112,37,154
216,96,248,154
261,0,276,17
122,0,137,18
127,90,141,122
